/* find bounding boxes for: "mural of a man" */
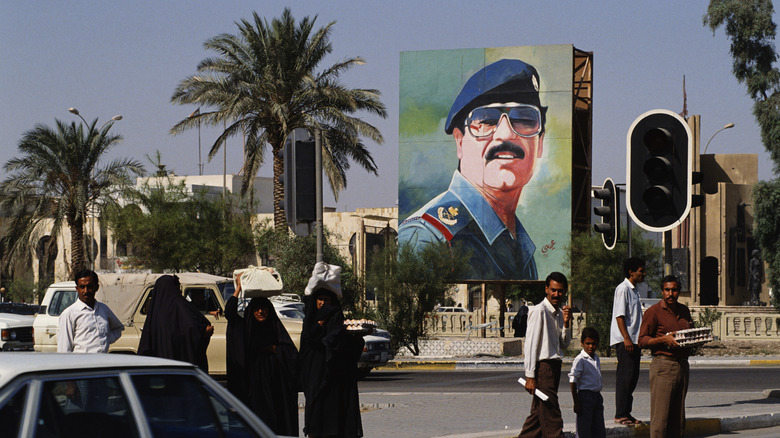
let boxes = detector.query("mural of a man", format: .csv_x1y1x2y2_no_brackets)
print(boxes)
398,59,546,280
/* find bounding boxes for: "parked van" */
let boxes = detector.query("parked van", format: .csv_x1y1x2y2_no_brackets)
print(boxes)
33,272,303,375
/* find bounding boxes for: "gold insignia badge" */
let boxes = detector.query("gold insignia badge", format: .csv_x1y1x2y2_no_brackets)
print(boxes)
438,206,459,226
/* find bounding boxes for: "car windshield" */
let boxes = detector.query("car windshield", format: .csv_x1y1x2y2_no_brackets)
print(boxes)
277,308,304,319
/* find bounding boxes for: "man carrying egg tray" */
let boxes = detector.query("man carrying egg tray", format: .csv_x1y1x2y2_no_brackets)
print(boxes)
638,275,693,438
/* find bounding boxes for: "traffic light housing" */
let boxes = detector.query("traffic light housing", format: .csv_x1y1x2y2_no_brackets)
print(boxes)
593,177,619,250
626,109,693,232
281,133,316,234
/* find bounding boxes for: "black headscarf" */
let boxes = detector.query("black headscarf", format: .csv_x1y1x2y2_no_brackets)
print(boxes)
244,297,297,372
138,275,212,371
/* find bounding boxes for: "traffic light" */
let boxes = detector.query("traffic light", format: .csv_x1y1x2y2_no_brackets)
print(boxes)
281,132,316,234
593,177,619,250
626,109,693,232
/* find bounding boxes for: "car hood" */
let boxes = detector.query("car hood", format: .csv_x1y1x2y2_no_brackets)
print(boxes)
0,313,35,327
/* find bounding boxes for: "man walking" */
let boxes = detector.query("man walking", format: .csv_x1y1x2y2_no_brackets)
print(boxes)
58,270,123,353
610,257,645,426
519,272,571,437
638,275,692,438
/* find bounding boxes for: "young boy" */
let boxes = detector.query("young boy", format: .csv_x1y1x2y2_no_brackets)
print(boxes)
569,327,606,438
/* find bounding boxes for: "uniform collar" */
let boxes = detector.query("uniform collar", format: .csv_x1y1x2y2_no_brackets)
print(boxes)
449,171,518,244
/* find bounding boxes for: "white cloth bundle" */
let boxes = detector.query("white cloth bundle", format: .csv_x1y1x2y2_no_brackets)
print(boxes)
304,261,342,298
233,266,284,297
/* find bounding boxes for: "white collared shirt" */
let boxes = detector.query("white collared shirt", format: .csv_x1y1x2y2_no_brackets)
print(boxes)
524,297,570,378
58,299,124,353
609,278,643,345
568,349,602,392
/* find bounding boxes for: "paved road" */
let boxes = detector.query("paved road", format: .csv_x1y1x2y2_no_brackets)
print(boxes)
358,366,780,393
346,366,780,437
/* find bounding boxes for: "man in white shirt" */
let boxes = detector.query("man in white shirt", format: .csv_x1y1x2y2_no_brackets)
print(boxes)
609,257,646,426
58,270,123,353
519,272,571,438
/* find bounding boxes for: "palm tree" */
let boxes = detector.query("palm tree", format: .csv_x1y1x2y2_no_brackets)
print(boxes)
0,119,144,277
170,9,387,232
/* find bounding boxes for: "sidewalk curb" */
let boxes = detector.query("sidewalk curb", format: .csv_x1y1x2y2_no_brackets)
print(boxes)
384,357,780,370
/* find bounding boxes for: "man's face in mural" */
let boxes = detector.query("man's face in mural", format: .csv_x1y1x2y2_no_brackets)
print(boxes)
453,102,544,196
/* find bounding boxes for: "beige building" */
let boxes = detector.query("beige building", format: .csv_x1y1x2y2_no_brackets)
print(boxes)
674,115,769,307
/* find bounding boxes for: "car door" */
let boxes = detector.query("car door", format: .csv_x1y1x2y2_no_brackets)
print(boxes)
32,289,77,352
183,285,227,375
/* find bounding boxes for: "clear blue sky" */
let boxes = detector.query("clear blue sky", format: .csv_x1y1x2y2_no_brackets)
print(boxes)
1,1,773,212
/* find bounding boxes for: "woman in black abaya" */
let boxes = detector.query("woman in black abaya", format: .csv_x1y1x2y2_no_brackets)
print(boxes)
243,296,299,436
300,262,364,438
138,275,213,372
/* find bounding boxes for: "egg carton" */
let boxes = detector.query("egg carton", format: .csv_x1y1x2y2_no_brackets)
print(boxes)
671,327,713,347
344,319,377,335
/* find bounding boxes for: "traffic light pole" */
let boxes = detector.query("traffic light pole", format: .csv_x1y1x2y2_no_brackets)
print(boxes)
315,129,323,263
664,230,672,276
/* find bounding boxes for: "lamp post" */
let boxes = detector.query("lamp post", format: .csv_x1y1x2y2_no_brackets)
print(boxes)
703,122,735,154
68,107,123,270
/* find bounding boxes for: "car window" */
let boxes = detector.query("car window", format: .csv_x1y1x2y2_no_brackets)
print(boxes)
35,377,139,438
48,290,77,316
219,281,235,303
0,384,27,437
277,308,304,319
185,288,221,314
131,374,258,438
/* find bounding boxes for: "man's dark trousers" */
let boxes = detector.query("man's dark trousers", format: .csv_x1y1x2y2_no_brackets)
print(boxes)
614,342,640,419
518,359,563,438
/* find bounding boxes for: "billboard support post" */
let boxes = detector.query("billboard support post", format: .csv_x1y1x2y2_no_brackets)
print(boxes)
315,129,323,263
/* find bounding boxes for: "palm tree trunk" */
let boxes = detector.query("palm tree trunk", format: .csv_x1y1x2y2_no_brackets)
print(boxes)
273,146,287,233
70,217,86,274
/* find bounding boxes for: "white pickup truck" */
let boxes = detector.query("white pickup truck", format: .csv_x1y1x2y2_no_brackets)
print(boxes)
33,272,302,375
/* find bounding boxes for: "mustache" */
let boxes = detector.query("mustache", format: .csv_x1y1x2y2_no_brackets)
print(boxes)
484,142,526,162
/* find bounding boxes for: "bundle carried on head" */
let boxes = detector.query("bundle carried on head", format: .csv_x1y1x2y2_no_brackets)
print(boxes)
233,265,284,298
304,261,342,298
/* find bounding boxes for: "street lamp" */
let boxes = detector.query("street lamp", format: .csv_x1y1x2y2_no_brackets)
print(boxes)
68,107,123,270
703,122,735,154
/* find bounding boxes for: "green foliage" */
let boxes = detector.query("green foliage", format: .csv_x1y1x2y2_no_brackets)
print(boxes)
694,307,723,328
505,283,546,305
0,118,143,276
366,241,468,356
170,8,387,232
566,228,662,355
253,222,364,315
706,1,780,310
752,180,780,308
4,279,36,304
105,176,256,275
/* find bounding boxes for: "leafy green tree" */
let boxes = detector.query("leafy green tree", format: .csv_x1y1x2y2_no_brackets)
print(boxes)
705,0,780,309
170,9,387,232
566,229,662,355
366,241,468,356
105,176,256,275
0,119,142,276
253,222,364,315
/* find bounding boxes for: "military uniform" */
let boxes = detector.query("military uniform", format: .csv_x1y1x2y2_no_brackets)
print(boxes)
398,171,537,281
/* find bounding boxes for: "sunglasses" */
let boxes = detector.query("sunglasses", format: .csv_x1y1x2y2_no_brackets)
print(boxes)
465,104,542,138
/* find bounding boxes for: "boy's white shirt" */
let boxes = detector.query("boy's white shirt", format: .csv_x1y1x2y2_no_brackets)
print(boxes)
568,349,602,392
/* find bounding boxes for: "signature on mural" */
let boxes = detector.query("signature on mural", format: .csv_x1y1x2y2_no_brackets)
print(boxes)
541,240,556,254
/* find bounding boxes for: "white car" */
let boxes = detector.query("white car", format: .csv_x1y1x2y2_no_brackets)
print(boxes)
0,353,280,437
0,312,34,351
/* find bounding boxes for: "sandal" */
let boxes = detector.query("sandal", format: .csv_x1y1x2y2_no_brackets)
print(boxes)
614,418,634,426
627,416,644,425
